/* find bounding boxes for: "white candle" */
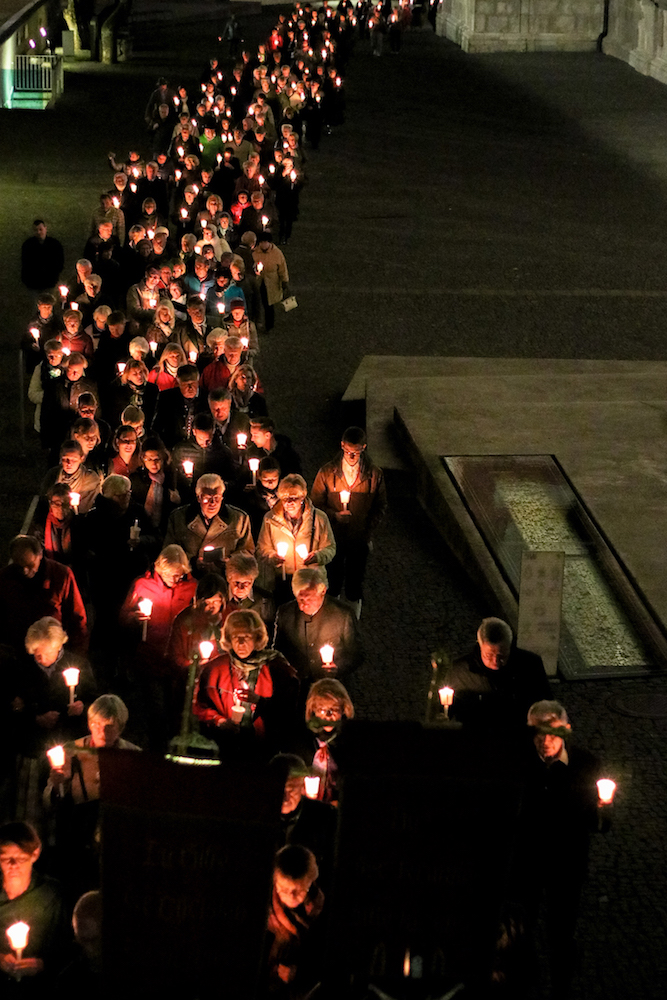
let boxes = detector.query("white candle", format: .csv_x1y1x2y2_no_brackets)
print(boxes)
199,640,215,661
340,489,350,509
182,459,194,478
130,183,137,193
256,261,264,273
240,336,249,349
236,432,247,449
438,686,454,708
180,208,188,218
189,349,198,362
30,327,40,341
319,644,334,666
277,541,289,580
248,456,260,485
296,543,309,561
217,303,225,314
71,302,79,311
149,340,158,353
597,778,616,804
68,491,80,512
117,362,126,374
47,745,65,769
138,598,153,641
59,285,69,298
6,921,30,959
63,666,80,705
304,775,320,799
261,215,269,227
147,229,155,241
112,196,120,208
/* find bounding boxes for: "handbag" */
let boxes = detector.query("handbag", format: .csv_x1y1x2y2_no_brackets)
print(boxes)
281,295,298,312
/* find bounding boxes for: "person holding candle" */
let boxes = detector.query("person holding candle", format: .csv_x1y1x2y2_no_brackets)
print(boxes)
264,843,325,994
171,413,237,505
40,440,103,517
152,364,205,449
512,700,610,997
40,354,98,462
223,551,275,633
256,476,334,597
70,418,106,474
248,417,301,477
311,426,387,619
446,618,552,733
107,360,159,431
167,571,227,672
164,472,254,575
0,822,69,984
22,294,62,372
16,618,96,757
296,678,354,807
126,267,163,334
239,456,282,539
273,568,361,691
194,609,297,756
130,436,180,535
172,296,211,359
200,334,247,393
27,485,76,569
148,343,187,392
251,231,289,331
228,364,267,420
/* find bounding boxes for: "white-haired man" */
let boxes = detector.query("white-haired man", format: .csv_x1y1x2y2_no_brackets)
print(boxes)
164,473,254,574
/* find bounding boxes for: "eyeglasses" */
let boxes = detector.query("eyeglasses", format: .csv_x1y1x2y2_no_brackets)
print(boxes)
283,496,303,504
314,706,341,719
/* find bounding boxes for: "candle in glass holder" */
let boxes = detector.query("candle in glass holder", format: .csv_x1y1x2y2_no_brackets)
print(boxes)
130,183,137,193
320,644,334,668
147,229,155,241
438,685,454,719
597,779,616,805
30,327,40,341
261,215,269,227
340,489,350,510
47,745,65,770
240,336,249,350
199,640,215,661
189,349,198,362
149,340,158,354
276,541,289,580
117,362,126,374
177,146,184,157
236,432,247,450
217,303,225,314
296,544,309,561
269,164,276,174
6,922,30,961
63,666,80,705
248,457,260,485
59,285,69,298
182,459,194,479
180,207,188,218
70,302,79,311
304,775,320,799
138,598,153,641
69,491,80,513
148,296,157,309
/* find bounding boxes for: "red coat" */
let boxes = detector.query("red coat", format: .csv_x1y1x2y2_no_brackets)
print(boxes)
120,569,197,671
194,653,276,733
0,558,87,654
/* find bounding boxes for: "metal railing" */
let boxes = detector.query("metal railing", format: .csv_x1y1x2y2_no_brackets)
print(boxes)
14,54,63,99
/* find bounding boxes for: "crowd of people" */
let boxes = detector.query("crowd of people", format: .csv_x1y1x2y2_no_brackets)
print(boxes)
4,3,613,997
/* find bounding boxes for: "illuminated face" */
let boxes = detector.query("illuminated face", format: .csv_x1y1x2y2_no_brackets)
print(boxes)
61,450,83,475
281,776,304,815
533,716,570,761
311,699,343,731
89,715,122,748
479,641,511,671
49,495,71,520
231,306,245,321
342,441,365,467
224,347,242,367
99,222,113,240
227,574,254,600
198,487,223,518
65,315,81,335
37,302,53,318
193,427,213,449
142,450,162,474
14,548,42,578
127,367,145,386
157,563,184,588
250,425,271,450
0,843,39,882
179,377,199,399
46,348,63,366
258,471,280,491
274,870,315,908
31,636,62,667
209,398,231,423
295,585,325,617
201,593,224,616
117,434,137,460
230,630,255,659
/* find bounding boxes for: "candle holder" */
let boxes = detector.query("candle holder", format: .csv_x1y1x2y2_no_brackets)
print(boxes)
276,541,289,580
138,598,153,641
63,667,80,705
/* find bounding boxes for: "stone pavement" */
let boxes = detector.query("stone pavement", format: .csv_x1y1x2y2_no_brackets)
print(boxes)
0,4,666,996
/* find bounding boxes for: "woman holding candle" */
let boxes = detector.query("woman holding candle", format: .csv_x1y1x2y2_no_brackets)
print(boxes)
107,359,159,431
40,440,102,517
27,485,76,568
17,618,96,757
296,679,354,807
0,822,69,984
107,425,142,478
147,343,187,392
228,364,268,419
256,475,335,596
194,610,297,756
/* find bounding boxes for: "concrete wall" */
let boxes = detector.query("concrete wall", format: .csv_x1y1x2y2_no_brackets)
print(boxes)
603,0,667,86
437,0,604,52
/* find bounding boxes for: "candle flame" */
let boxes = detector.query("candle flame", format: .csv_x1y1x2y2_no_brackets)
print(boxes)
597,778,616,804
6,922,30,953
199,640,215,660
319,643,334,664
138,598,153,617
47,745,65,769
63,667,80,688
276,541,289,558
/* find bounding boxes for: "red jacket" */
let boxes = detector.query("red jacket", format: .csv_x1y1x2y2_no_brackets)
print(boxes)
194,652,274,733
0,558,87,654
120,569,197,670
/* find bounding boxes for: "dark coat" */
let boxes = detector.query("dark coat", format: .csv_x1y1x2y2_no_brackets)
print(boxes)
447,645,552,730
0,559,88,655
274,596,363,686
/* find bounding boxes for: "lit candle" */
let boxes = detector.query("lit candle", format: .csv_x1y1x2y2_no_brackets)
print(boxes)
261,215,269,227
269,164,276,174
188,349,198,362
6,922,30,961
148,296,157,308
277,540,289,580
130,183,137,193
248,457,260,485
296,543,309,561
438,686,454,707
236,432,247,449
149,340,158,353
192,185,199,195
240,336,249,350
217,153,222,164
217,303,225,314
202,545,215,562
199,640,215,661
30,327,40,341
70,302,79,311
231,87,237,96
597,779,616,805
340,489,350,510
112,196,120,208
59,285,69,298
256,261,264,273
177,146,184,157
138,598,153,641
61,346,71,356
176,170,183,182
319,644,334,668
304,775,320,799
290,170,297,182
147,229,155,240
182,459,194,478
403,949,411,978
117,362,126,374
47,745,65,769
132,167,140,178
199,291,206,301
63,666,80,705
258,175,265,186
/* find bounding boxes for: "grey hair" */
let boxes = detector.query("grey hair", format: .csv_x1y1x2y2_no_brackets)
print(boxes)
477,617,513,647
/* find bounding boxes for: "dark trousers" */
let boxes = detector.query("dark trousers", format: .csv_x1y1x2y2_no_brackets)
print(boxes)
326,538,369,601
